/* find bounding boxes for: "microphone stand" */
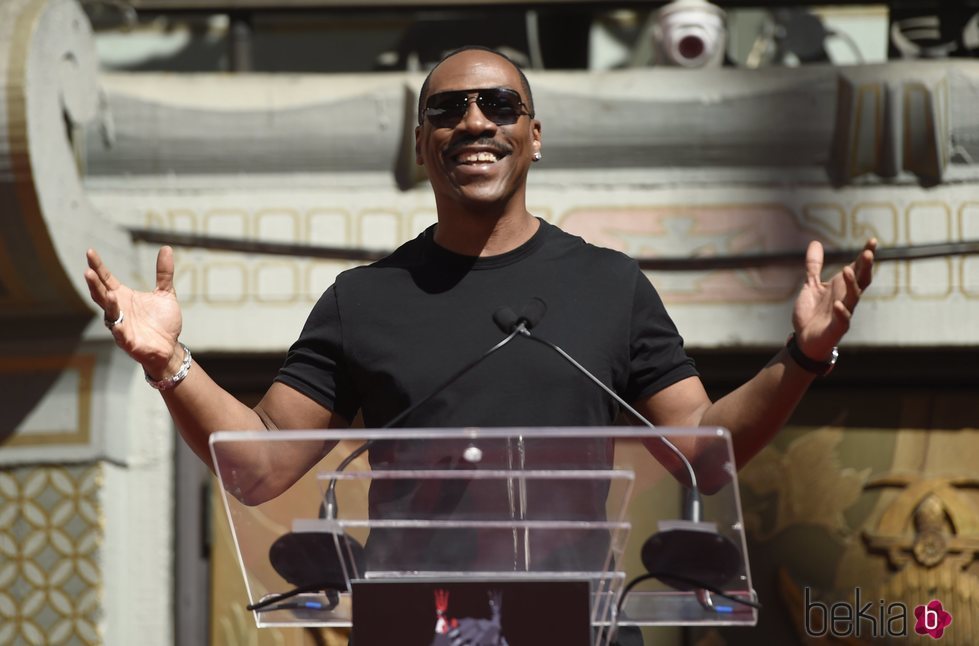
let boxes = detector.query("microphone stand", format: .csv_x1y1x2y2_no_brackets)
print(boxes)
322,325,523,519
514,323,702,505
505,318,750,640
253,326,526,614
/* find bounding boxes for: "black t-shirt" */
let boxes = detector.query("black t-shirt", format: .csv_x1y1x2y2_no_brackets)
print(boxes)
275,219,698,570
277,219,696,427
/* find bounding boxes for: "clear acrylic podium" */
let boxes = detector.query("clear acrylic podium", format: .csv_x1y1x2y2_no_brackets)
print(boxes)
210,426,758,644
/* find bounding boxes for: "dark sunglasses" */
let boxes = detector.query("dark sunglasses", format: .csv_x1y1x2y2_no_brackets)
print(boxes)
422,87,533,128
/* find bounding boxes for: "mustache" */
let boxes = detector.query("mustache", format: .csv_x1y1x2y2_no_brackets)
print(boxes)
445,137,511,157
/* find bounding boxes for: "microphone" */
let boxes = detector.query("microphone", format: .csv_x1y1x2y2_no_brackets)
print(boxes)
259,312,528,612
492,307,519,333
495,297,743,599
493,297,547,334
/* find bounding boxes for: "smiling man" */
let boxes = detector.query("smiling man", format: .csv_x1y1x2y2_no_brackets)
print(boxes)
84,45,875,569
414,48,542,258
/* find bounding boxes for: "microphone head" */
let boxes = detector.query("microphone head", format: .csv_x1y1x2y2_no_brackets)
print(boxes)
640,523,742,591
492,307,519,334
518,297,547,329
269,530,367,591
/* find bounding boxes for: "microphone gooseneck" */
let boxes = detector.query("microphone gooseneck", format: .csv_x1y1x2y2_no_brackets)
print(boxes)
322,321,523,518
263,314,526,614
518,331,700,498
497,297,746,616
493,299,701,501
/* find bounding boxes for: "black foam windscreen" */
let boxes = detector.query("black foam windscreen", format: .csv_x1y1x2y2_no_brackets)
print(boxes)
518,297,547,329
492,307,519,334
269,531,367,590
640,525,742,591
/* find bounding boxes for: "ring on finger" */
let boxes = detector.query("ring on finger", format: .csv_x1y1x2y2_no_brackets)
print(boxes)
104,310,124,330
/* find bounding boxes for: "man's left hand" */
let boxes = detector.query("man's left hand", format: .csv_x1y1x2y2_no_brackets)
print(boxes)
791,238,877,361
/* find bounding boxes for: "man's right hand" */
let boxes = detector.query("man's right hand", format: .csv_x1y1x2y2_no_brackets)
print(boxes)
85,246,183,380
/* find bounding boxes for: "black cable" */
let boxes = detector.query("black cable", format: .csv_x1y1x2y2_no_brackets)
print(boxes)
616,572,762,618
128,228,979,272
247,583,340,612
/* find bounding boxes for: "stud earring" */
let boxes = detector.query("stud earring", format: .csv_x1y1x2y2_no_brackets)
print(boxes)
532,151,542,162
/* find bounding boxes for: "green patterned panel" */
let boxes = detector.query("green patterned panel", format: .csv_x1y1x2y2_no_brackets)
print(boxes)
0,464,102,645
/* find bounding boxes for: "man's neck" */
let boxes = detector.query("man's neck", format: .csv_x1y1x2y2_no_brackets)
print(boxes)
432,207,539,257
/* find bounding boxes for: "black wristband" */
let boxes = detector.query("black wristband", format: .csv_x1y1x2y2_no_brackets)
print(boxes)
786,334,837,376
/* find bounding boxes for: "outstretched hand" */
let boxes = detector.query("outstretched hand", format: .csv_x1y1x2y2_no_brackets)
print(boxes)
792,238,876,362
85,246,183,378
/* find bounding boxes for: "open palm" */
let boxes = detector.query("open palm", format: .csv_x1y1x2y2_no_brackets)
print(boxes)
792,238,876,361
85,246,183,377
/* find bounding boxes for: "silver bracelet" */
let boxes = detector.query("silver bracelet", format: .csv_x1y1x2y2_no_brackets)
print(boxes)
145,343,192,391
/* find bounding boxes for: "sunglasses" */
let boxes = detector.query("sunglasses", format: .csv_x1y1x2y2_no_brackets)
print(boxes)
422,87,533,128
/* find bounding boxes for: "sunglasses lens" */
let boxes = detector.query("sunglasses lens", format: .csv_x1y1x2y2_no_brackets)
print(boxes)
425,89,527,128
425,92,469,128
477,89,522,125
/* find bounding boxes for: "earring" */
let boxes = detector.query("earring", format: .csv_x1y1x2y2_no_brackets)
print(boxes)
532,151,542,162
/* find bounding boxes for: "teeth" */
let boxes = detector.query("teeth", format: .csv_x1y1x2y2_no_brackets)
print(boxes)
456,151,500,164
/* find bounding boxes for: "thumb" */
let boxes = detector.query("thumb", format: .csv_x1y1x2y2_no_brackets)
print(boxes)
805,240,824,283
156,246,175,293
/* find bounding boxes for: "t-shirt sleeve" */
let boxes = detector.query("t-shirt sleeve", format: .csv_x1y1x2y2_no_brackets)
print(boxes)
274,285,360,421
625,269,699,403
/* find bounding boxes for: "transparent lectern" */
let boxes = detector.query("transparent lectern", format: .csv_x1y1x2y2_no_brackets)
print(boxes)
210,426,757,644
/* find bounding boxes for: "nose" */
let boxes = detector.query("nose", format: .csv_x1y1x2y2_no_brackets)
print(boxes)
457,97,496,134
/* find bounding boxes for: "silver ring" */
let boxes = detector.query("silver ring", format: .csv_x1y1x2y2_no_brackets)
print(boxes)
104,310,124,330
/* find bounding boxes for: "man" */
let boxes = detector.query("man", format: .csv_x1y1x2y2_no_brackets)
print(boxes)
84,46,875,557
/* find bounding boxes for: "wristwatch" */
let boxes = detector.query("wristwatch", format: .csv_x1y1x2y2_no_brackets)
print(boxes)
786,334,838,377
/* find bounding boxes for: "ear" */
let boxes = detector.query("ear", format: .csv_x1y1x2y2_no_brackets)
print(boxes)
414,125,424,166
531,119,542,157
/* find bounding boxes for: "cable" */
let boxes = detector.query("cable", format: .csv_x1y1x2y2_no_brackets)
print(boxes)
826,29,865,64
616,571,762,619
247,583,339,612
128,228,979,272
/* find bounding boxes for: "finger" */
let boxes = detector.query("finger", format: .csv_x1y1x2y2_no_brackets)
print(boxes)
84,267,108,309
840,264,862,312
156,246,175,293
853,238,876,290
805,240,824,284
104,290,122,328
86,248,121,291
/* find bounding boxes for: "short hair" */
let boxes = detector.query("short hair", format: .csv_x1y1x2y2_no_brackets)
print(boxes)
416,46,536,125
